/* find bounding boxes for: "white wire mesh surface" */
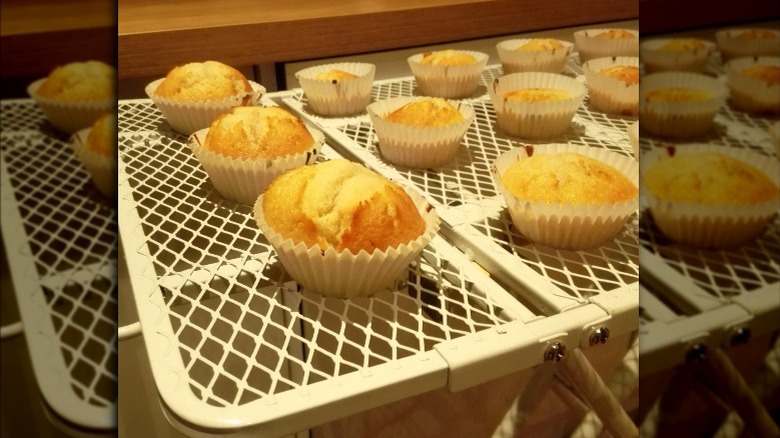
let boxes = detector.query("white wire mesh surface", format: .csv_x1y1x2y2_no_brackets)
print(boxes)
0,100,117,429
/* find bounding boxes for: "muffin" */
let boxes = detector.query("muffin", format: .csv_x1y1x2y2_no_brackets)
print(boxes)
254,159,439,297
70,112,116,198
573,28,639,62
188,106,324,204
726,56,780,115
716,28,780,61
642,145,780,248
27,61,115,134
640,72,728,139
407,49,489,98
640,38,715,73
583,57,639,115
146,60,265,135
496,38,574,73
367,96,474,168
488,72,586,139
493,144,638,250
295,62,376,116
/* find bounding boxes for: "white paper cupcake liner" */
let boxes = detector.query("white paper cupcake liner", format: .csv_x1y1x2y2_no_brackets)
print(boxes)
725,56,780,114
188,126,324,205
70,128,115,198
295,62,376,116
639,72,728,139
488,72,586,139
496,39,574,73
769,122,780,157
573,28,639,63
583,56,639,115
639,39,715,73
492,144,638,250
628,121,639,160
716,29,780,61
27,79,114,134
366,96,474,168
641,144,780,249
146,79,266,135
254,188,440,298
407,50,489,98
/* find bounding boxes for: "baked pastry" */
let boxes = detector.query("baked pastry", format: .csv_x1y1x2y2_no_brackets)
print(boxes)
717,28,780,61
407,49,489,98
70,112,116,198
146,60,265,135
583,57,639,115
640,38,714,73
642,145,780,248
254,159,439,297
295,62,376,116
493,144,638,250
367,96,474,168
594,30,636,40
574,28,639,62
726,56,780,115
188,106,324,204
27,61,115,133
496,38,574,73
488,72,586,139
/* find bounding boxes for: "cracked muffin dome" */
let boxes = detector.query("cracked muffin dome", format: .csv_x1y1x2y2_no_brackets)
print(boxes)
384,97,464,126
261,159,426,254
85,113,116,156
35,61,115,100
420,50,477,66
155,61,252,101
203,107,315,159
516,38,565,51
313,69,358,82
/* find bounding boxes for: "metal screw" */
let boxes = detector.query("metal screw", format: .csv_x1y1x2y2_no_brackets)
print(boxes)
685,343,708,363
544,342,566,362
730,327,752,346
589,327,610,346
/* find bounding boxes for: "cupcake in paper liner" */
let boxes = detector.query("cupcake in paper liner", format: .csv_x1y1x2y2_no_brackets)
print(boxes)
573,28,639,63
295,62,376,116
583,56,639,116
492,144,638,250
366,96,474,168
627,121,639,159
639,72,728,139
407,49,489,98
70,113,116,198
254,159,440,298
188,107,324,205
716,29,780,62
146,61,266,135
28,61,115,134
725,56,780,115
496,38,574,74
488,72,586,140
641,144,780,249
640,38,715,73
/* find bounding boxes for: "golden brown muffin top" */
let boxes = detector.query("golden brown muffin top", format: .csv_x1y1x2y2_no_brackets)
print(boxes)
36,61,115,100
503,88,572,103
313,69,358,82
501,152,637,205
204,107,314,159
261,159,426,254
658,39,706,52
516,39,565,51
599,65,640,85
594,29,636,39
741,65,780,86
420,50,477,66
736,29,778,39
645,88,712,102
155,61,252,101
85,113,116,156
384,98,464,127
644,152,779,204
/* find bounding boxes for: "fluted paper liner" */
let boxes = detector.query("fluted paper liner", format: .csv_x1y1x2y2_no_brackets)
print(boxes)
574,29,639,63
146,79,266,135
295,62,376,116
488,72,586,139
492,144,638,250
639,72,728,139
640,39,715,73
716,29,780,62
725,56,780,114
496,39,574,74
407,50,489,98
367,96,474,168
641,144,780,249
27,79,113,134
188,126,324,205
627,121,639,160
254,189,440,298
71,128,115,198
583,56,639,115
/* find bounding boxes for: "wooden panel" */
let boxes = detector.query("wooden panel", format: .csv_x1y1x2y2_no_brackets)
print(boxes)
640,0,780,36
